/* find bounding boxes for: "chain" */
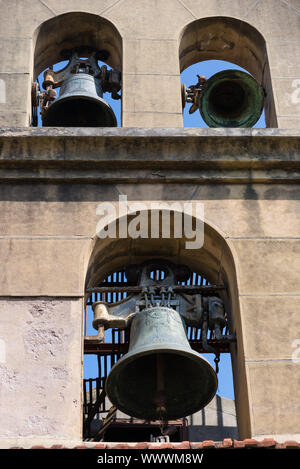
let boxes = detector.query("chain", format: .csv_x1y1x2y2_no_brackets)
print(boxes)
214,353,220,374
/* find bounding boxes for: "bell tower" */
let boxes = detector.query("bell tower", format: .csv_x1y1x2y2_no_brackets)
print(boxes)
0,0,299,449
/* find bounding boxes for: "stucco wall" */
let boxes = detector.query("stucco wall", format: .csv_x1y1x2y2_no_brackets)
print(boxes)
0,297,83,445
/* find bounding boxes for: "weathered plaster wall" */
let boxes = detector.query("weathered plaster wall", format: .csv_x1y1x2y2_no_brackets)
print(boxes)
0,297,83,444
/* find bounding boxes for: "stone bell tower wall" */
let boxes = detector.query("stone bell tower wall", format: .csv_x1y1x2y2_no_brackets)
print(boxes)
0,0,299,448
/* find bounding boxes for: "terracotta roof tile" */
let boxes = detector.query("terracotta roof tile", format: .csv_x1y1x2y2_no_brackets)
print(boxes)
131,442,148,449
222,438,234,448
147,442,173,449
173,441,190,449
283,441,300,449
93,443,106,449
233,440,246,448
202,440,216,448
190,442,203,449
243,438,259,448
9,438,300,449
258,438,277,448
106,443,130,449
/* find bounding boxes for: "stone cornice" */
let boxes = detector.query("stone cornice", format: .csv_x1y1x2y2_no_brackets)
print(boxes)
0,128,299,183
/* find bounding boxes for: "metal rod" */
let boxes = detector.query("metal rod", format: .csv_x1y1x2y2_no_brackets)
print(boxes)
89,378,93,409
84,340,231,355
97,354,102,382
84,389,107,429
104,354,108,381
111,329,115,366
87,285,225,293
83,380,88,414
96,377,100,405
117,329,122,360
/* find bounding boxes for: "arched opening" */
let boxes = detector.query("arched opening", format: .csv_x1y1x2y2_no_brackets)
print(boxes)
32,12,122,127
82,210,249,441
179,17,277,128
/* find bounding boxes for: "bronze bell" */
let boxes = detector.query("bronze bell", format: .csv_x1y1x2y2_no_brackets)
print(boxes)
42,73,117,127
105,306,218,421
199,69,264,128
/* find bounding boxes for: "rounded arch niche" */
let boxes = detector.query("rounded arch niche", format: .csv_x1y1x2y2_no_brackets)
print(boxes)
33,12,122,79
179,16,277,128
84,210,251,439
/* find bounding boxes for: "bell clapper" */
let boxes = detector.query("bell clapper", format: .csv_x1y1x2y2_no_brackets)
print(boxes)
158,408,168,437
155,354,168,435
214,353,220,374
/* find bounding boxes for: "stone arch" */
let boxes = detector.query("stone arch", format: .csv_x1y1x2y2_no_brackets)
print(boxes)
33,11,122,80
84,209,251,439
179,16,277,127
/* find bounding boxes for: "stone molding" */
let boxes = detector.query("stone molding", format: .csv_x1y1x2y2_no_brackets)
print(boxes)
0,128,299,183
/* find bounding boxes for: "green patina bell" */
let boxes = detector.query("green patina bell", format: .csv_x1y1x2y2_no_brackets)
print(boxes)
105,307,217,421
199,69,264,128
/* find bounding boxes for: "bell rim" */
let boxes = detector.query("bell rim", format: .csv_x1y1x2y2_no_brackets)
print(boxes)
199,68,264,128
43,94,117,127
105,344,218,420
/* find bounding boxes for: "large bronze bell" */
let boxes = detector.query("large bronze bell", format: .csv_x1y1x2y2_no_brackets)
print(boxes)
199,69,264,128
105,306,218,421
42,73,117,127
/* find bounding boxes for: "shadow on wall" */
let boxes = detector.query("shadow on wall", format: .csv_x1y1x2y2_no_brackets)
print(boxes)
187,395,238,441
88,394,238,442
